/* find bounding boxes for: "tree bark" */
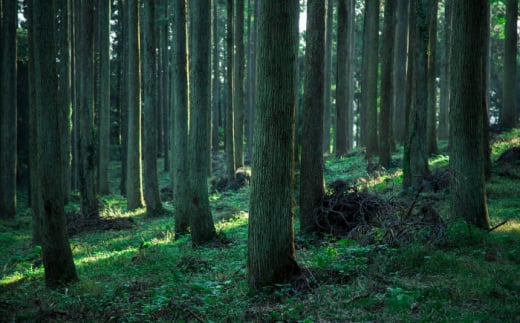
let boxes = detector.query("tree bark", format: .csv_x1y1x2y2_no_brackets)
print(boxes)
225,0,235,180
323,0,333,154
500,0,518,129
212,0,220,154
379,0,396,168
31,0,79,288
300,0,326,233
126,0,144,210
188,0,217,245
335,0,349,157
246,0,258,162
233,0,245,169
248,0,299,289
394,0,409,145
438,0,451,140
426,0,438,155
0,0,17,218
450,0,489,229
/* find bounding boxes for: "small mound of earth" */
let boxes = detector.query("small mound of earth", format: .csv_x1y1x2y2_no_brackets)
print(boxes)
210,167,251,192
496,147,520,179
66,213,135,236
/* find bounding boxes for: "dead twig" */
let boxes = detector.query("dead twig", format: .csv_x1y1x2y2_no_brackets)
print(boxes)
488,219,509,232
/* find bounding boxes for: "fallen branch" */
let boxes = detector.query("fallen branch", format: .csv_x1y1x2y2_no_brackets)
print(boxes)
488,219,509,232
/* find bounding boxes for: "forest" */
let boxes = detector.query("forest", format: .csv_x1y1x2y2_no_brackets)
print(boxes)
1,0,520,321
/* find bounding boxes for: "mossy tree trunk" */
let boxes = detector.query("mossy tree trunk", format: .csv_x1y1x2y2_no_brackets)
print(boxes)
248,0,299,289
31,0,79,288
0,0,17,218
188,0,217,246
300,0,326,233
449,0,490,230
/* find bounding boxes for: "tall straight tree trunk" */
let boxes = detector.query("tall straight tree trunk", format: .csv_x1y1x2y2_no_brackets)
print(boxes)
56,0,72,202
450,0,489,229
225,0,235,180
126,0,144,210
233,0,245,169
323,0,333,154
379,0,396,168
426,0,438,155
246,0,258,162
118,0,128,196
300,0,326,233
31,0,79,288
483,2,492,180
188,0,217,245
97,0,111,195
171,0,190,236
71,0,79,192
212,0,220,154
364,0,379,160
335,0,349,157
438,0,451,140
394,0,409,145
500,0,518,129
141,0,163,216
403,0,430,191
0,0,17,218
248,0,299,289
78,0,99,217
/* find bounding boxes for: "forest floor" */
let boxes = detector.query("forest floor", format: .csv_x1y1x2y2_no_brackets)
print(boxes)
1,128,520,322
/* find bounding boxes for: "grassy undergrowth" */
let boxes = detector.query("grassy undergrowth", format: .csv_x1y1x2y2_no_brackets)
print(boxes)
1,129,519,322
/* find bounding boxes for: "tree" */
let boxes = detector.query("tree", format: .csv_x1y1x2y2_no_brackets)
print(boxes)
188,0,217,245
97,0,111,195
335,0,350,156
225,0,235,181
126,0,144,210
500,0,518,129
78,0,99,217
438,0,451,140
379,0,397,168
31,0,78,288
394,0,409,145
403,0,430,191
212,0,220,154
233,0,245,169
426,0,438,155
0,0,18,218
300,0,326,232
362,0,379,160
141,0,164,216
171,0,190,236
450,0,489,230
248,0,300,288
246,0,258,161
323,0,333,154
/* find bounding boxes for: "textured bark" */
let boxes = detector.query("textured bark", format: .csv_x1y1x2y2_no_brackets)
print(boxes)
483,3,491,180
118,0,128,196
450,0,489,229
438,0,451,140
141,0,163,216
500,0,518,129
32,0,78,288
225,0,235,180
323,0,333,154
0,0,17,218
233,0,245,168
246,0,258,162
171,0,190,236
394,0,409,144
248,0,299,288
78,0,99,217
188,0,216,245
379,0,396,168
364,0,379,160
97,0,111,195
212,0,220,154
426,0,438,155
403,0,430,191
126,0,144,210
300,0,325,233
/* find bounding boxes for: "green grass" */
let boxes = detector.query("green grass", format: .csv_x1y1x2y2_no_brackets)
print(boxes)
1,129,520,322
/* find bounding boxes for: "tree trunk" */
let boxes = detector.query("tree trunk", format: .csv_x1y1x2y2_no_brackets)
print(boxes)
233,0,245,169
212,0,220,154
141,0,163,216
323,0,333,154
394,0,409,145
500,0,518,129
31,0,78,288
0,0,17,218
450,0,489,229
364,0,379,160
188,0,217,245
483,2,491,180
403,0,430,191
126,0,144,210
379,0,396,168
248,0,299,289
335,0,349,157
438,0,451,140
118,0,128,196
246,0,258,162
300,0,326,233
97,0,111,195
426,0,438,155
225,0,235,180
78,0,99,217
171,0,190,236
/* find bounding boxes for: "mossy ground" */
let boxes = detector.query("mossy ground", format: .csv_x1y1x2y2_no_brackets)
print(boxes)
1,129,519,322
